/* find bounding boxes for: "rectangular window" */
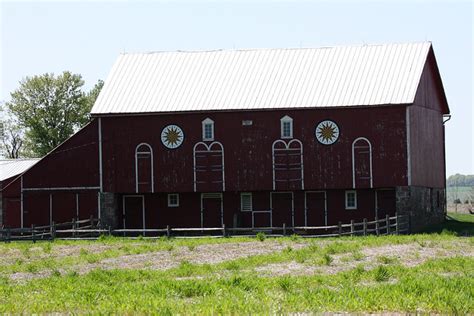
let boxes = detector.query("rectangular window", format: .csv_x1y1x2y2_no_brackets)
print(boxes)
240,193,252,212
168,194,179,207
204,124,213,140
345,190,357,210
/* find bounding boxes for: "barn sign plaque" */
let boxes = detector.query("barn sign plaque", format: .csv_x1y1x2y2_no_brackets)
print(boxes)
315,120,340,145
161,125,184,149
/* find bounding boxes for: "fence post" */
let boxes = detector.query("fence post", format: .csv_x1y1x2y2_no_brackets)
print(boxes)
90,215,94,228
51,221,56,240
350,220,354,236
283,223,286,236
166,225,170,238
395,212,399,235
108,225,112,236
222,224,226,237
363,218,367,236
31,224,36,243
72,218,76,238
338,221,342,236
375,217,379,236
7,228,11,243
386,214,390,235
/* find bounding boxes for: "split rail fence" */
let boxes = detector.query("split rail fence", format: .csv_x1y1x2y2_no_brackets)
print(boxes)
0,214,409,242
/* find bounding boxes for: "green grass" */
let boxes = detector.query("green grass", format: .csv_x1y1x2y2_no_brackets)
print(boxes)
0,256,472,313
0,215,473,313
425,212,474,236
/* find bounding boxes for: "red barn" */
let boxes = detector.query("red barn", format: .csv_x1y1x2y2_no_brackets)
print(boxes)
1,42,450,232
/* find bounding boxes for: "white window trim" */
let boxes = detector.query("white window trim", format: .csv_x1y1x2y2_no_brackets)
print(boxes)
167,193,179,207
240,192,253,212
280,115,293,139
345,190,357,210
202,118,215,141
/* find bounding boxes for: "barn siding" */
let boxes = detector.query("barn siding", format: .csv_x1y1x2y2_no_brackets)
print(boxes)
22,120,100,189
409,52,447,188
101,106,408,193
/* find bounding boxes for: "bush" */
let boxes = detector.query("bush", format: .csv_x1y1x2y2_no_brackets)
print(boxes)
256,232,266,242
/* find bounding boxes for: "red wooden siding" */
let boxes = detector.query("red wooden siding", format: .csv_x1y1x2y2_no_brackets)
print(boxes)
101,106,408,193
409,51,447,189
21,120,100,189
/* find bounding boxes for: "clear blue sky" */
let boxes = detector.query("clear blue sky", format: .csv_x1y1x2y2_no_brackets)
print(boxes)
1,0,472,176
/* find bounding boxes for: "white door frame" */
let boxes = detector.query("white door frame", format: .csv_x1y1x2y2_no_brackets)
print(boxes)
270,191,294,227
304,191,327,226
122,195,145,231
200,193,223,228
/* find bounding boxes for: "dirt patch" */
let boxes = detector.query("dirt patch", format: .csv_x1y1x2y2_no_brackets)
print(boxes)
255,241,474,276
8,240,307,282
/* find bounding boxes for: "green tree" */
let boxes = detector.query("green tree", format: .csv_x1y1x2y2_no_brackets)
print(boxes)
6,72,102,157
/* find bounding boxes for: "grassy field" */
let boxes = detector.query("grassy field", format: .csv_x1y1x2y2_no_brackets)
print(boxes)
0,213,473,314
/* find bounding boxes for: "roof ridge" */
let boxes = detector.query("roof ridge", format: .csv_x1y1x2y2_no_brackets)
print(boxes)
119,41,432,55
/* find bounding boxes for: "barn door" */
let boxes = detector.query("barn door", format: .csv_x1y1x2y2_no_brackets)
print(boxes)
201,193,223,228
3,198,21,227
376,189,396,218
352,138,373,188
135,144,154,193
272,140,304,191
194,142,225,192
305,191,326,226
271,192,293,227
123,195,145,229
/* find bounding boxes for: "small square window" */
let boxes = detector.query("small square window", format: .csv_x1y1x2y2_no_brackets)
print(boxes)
345,191,357,210
168,194,179,207
240,193,252,212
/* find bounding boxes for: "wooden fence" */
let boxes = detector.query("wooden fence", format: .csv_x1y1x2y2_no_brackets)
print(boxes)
0,214,409,242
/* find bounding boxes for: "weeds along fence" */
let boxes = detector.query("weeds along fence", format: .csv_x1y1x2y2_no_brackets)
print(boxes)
0,214,410,242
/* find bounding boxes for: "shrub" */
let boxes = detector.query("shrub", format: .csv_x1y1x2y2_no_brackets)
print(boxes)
256,232,266,242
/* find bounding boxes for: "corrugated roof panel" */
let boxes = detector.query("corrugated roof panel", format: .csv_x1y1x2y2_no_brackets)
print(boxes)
0,159,39,182
91,42,433,114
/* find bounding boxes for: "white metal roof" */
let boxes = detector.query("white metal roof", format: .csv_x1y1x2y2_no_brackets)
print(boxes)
0,159,39,182
91,42,432,115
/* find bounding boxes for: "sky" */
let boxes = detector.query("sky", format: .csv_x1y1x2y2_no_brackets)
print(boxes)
0,0,472,176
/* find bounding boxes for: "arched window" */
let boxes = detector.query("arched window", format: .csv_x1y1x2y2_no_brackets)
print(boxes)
135,143,154,193
272,139,304,190
202,118,215,141
352,137,372,188
193,141,225,192
280,115,293,139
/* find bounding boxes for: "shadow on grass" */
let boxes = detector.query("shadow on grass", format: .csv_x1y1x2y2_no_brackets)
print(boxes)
423,213,474,236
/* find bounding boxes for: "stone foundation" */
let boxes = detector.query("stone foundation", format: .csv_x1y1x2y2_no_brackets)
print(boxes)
99,192,119,229
396,186,446,232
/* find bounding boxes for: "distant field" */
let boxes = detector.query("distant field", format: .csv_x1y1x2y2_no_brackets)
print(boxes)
0,213,473,314
447,186,473,204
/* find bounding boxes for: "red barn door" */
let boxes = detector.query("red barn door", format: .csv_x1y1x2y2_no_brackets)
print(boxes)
376,189,396,218
272,140,304,191
201,193,222,228
194,142,225,192
352,138,373,188
123,196,144,229
135,144,154,193
305,191,326,226
271,192,293,227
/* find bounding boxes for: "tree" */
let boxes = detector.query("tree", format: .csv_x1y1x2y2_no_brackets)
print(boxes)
6,72,102,157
